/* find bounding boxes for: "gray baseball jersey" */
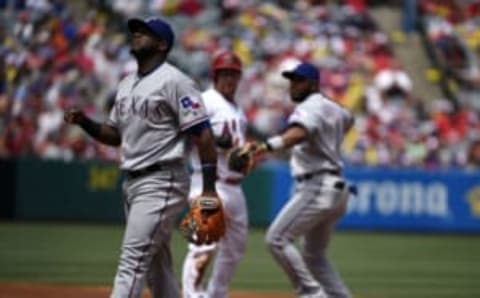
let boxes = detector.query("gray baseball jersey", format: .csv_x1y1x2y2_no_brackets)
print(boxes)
266,92,353,298
107,62,209,298
108,62,209,170
288,93,353,177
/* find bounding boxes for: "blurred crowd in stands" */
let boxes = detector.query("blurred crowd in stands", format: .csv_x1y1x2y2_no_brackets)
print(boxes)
0,0,479,169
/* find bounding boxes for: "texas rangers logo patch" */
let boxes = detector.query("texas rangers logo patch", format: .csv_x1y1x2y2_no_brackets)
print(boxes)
181,96,201,109
180,96,202,116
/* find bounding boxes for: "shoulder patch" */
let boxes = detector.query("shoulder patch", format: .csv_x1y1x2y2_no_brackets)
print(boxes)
180,96,201,110
180,95,204,118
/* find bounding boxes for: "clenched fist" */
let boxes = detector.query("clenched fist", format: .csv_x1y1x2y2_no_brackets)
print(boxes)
64,108,86,125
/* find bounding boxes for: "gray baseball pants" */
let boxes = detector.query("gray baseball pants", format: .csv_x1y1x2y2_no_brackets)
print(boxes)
110,164,189,298
265,174,351,298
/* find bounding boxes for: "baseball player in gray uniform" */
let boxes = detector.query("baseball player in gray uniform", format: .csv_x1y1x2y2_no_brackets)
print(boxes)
253,62,354,298
64,17,219,298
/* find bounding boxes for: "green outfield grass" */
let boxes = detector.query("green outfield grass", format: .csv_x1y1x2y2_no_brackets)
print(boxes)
0,222,479,298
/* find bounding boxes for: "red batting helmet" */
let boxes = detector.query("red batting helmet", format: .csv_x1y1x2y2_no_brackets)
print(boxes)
211,52,242,74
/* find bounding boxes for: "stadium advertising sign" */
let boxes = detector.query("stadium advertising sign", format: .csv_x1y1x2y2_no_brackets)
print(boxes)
338,168,480,232
346,182,448,218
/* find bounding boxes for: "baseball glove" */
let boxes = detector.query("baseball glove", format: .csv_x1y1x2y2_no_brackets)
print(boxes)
180,195,225,245
227,143,256,174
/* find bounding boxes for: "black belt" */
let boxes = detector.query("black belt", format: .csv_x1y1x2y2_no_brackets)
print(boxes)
125,164,164,179
294,169,341,183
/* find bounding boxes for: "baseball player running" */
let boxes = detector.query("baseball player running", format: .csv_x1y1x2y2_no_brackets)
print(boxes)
182,51,249,298
64,17,220,298
240,62,354,298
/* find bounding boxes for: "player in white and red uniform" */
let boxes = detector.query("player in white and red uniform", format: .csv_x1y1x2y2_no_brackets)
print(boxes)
182,52,249,298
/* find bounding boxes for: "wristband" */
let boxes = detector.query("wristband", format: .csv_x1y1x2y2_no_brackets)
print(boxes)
265,135,284,151
201,163,217,193
80,117,101,137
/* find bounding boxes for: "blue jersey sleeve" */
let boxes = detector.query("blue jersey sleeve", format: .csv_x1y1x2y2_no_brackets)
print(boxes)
184,119,211,136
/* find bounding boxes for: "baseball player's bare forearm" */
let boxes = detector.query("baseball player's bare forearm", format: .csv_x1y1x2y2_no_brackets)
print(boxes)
279,125,308,148
227,124,309,173
192,127,218,193
261,125,308,152
227,125,308,170
79,118,121,147
64,108,121,147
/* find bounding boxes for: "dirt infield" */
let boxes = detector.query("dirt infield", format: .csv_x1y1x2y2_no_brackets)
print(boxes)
0,283,293,298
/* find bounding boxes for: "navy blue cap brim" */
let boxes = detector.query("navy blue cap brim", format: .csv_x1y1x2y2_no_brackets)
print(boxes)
282,71,309,80
127,18,151,33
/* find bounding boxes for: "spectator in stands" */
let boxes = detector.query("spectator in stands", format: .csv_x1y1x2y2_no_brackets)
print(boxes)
373,60,413,102
467,138,480,169
0,44,7,157
0,50,6,115
402,0,418,34
1,0,479,169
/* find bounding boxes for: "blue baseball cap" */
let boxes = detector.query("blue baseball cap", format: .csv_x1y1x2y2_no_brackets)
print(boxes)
127,17,175,51
282,62,319,81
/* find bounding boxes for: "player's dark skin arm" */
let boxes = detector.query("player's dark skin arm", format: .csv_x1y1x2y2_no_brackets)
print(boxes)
64,108,121,147
190,126,218,194
278,125,308,148
253,124,308,155
263,118,352,152
260,116,353,154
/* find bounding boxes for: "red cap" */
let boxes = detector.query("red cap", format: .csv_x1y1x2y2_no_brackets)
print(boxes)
212,52,242,73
